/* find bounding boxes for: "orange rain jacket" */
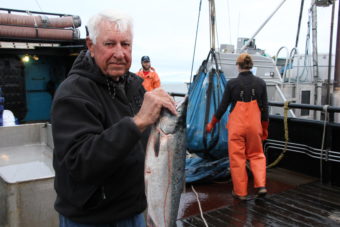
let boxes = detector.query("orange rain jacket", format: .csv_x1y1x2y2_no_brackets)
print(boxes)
136,67,161,91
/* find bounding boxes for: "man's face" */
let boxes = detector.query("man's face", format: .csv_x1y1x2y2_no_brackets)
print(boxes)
142,61,151,70
87,20,132,79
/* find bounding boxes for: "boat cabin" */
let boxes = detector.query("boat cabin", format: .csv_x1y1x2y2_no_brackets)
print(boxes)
0,8,86,123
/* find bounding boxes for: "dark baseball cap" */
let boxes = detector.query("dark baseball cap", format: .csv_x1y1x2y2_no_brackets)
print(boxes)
141,56,150,62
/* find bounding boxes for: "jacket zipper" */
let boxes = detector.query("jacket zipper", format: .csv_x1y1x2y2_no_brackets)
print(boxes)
128,102,134,115
102,186,106,200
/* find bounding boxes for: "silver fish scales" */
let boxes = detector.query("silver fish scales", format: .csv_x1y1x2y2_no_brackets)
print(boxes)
144,98,187,227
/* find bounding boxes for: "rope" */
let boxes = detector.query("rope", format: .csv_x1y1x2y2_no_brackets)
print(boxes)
267,101,290,168
320,105,329,181
191,185,209,227
190,0,203,83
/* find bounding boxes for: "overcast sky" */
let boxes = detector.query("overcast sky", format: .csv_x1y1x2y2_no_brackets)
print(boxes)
1,0,338,82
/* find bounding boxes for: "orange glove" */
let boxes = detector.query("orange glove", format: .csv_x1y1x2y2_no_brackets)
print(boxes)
261,121,269,140
206,116,219,133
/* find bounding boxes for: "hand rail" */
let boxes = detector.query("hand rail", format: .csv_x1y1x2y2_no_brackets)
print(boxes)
0,7,73,17
268,101,340,113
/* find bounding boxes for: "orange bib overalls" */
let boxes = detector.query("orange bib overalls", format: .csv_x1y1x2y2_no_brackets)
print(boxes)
226,99,266,197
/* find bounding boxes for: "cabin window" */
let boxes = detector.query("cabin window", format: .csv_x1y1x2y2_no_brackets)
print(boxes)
301,90,310,116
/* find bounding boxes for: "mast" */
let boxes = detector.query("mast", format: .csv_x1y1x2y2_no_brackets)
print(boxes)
334,0,340,123
335,0,340,91
208,0,220,71
209,0,216,50
311,0,320,102
326,1,336,105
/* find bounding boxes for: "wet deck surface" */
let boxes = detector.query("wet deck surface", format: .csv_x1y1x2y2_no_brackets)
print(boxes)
177,168,340,226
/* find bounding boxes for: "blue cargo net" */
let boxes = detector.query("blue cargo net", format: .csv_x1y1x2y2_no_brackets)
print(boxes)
185,156,230,183
185,50,231,183
186,52,230,160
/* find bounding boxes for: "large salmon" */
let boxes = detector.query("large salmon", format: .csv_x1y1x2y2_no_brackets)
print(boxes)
144,98,187,227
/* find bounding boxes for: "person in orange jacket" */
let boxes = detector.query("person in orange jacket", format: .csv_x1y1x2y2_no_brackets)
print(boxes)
136,56,161,91
206,53,269,200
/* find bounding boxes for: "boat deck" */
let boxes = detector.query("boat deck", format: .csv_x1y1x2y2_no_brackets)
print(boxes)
177,168,340,226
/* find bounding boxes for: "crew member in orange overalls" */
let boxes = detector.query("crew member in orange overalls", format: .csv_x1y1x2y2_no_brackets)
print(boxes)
206,53,269,200
136,56,161,91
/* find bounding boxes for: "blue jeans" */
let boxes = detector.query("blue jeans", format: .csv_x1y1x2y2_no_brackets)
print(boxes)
59,213,146,227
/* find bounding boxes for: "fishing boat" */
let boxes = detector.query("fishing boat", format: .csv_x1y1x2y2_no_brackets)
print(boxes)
174,0,340,225
0,1,340,226
0,8,86,226
0,8,85,123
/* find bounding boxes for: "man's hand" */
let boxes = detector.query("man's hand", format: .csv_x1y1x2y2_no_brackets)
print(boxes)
133,88,177,132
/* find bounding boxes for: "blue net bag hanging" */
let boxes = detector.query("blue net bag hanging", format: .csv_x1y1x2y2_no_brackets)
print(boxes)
186,59,230,160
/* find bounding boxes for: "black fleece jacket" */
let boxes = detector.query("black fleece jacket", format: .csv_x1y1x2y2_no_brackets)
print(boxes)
214,71,269,121
51,50,148,224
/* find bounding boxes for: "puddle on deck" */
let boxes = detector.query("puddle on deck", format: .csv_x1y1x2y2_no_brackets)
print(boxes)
177,168,340,226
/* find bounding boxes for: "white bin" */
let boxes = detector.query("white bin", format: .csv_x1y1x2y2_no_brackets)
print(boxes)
0,123,58,227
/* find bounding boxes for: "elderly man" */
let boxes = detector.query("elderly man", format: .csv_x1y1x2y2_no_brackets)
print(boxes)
51,9,176,227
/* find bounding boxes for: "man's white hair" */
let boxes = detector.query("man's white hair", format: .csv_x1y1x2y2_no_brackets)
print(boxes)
87,9,133,44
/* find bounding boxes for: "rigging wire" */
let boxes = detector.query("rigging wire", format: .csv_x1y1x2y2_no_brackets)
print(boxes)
214,4,222,71
289,0,305,82
295,0,305,48
237,12,240,42
226,0,232,44
320,105,329,182
34,0,43,12
298,11,312,82
215,17,220,53
190,0,203,84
